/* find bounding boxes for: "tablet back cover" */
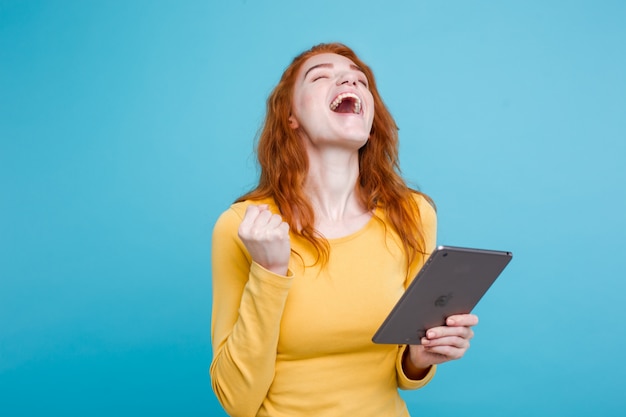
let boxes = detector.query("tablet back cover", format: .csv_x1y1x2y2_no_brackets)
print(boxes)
372,246,512,344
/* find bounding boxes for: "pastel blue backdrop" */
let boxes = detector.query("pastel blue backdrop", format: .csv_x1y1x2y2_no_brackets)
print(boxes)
1,1,624,416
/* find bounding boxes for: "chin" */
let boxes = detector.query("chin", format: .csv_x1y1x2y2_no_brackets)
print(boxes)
343,136,369,150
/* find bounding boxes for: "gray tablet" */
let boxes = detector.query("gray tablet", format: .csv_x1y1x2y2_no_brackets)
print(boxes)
372,245,513,345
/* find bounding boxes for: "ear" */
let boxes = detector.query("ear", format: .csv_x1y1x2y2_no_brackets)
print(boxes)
288,115,299,129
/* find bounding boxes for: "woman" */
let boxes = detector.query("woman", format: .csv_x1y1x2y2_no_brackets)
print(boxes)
210,43,478,417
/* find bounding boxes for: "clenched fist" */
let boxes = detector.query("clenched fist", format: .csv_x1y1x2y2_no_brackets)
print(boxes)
238,204,291,275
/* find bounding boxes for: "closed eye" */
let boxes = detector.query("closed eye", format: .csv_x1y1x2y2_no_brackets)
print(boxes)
357,75,369,88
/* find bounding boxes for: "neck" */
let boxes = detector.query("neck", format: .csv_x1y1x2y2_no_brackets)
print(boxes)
303,146,366,222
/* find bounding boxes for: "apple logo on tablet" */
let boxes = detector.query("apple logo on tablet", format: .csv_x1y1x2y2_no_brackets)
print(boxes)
434,292,453,307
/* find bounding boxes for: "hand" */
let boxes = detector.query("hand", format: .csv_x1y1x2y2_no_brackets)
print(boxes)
405,314,478,373
238,204,291,275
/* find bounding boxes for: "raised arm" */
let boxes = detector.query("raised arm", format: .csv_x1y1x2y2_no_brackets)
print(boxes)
210,204,293,417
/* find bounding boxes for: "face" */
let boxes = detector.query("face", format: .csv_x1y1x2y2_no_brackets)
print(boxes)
289,53,375,150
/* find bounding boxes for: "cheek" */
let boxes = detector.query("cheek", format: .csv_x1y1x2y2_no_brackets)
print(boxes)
294,92,324,122
300,92,320,112
366,97,375,123
366,93,375,112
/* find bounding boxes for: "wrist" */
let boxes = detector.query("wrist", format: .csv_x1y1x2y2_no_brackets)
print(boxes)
402,346,432,380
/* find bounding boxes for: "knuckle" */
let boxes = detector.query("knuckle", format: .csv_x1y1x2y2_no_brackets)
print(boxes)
237,226,250,238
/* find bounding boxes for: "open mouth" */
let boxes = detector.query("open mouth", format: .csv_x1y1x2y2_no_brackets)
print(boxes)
329,92,362,114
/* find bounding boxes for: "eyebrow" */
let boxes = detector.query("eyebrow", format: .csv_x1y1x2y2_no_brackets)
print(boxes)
303,62,365,79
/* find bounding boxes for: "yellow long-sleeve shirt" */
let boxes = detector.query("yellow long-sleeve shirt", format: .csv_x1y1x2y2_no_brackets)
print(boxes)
210,194,437,417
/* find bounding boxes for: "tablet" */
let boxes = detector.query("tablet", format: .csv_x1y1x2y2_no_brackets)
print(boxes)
372,245,512,345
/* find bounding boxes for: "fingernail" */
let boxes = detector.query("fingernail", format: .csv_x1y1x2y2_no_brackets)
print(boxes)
427,331,435,338
447,318,455,325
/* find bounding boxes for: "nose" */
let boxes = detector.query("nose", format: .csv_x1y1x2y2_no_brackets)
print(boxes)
337,72,358,86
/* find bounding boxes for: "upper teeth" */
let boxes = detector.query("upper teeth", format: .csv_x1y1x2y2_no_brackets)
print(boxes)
329,93,362,114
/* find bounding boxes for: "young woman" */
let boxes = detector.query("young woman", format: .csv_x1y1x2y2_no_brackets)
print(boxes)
210,43,478,417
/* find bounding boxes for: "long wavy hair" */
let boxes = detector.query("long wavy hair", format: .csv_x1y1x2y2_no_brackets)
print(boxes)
237,42,431,269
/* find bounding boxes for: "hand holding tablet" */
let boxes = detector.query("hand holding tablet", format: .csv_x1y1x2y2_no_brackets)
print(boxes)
373,246,513,345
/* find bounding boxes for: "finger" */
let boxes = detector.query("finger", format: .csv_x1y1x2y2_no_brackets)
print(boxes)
240,204,263,228
424,325,474,342
423,343,468,360
250,212,288,240
277,221,290,235
271,216,290,240
266,213,286,230
239,205,275,240
422,333,472,349
446,314,479,327
251,208,273,228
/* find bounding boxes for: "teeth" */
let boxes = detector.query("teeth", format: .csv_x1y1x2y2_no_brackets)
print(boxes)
329,93,362,114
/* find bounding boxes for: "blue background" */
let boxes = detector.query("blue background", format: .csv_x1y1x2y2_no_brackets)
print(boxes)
1,1,625,416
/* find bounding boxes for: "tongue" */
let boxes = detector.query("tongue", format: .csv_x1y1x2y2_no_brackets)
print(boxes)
335,99,355,114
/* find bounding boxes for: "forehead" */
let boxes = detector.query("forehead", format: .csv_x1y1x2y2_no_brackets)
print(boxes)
298,53,361,77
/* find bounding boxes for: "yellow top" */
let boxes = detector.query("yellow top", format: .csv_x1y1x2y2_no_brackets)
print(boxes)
210,194,438,417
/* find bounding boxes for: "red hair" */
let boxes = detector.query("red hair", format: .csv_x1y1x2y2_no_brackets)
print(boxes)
237,43,431,269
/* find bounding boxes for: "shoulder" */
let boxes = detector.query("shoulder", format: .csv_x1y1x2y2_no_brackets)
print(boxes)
411,191,436,218
411,192,437,249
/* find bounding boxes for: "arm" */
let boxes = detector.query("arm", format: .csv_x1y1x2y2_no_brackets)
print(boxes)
210,204,292,417
400,194,478,376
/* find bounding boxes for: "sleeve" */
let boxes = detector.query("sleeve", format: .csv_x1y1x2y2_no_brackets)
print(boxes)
396,345,437,389
209,206,294,417
395,193,439,389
